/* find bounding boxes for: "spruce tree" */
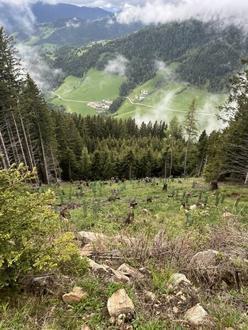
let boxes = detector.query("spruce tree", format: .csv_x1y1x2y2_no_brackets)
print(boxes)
183,99,198,176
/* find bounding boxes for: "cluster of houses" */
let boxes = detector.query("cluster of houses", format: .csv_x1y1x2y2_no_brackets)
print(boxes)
135,89,149,101
87,100,113,112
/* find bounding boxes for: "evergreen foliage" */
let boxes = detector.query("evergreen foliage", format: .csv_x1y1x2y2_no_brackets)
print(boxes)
0,165,82,288
204,63,248,183
1,26,248,184
52,20,248,96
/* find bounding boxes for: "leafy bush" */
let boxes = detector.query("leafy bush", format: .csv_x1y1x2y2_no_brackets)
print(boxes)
0,165,83,288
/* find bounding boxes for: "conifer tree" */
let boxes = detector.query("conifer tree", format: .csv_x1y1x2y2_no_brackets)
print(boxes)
183,99,198,176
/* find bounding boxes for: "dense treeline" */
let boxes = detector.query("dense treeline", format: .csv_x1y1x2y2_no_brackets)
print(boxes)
205,64,248,183
34,109,209,181
0,28,59,183
38,18,142,47
0,27,205,182
1,27,247,184
53,20,247,95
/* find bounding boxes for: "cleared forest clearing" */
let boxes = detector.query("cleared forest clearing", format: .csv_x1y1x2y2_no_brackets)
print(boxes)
1,178,246,329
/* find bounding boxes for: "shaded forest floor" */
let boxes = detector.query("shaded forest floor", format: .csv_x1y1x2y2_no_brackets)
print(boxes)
1,178,248,329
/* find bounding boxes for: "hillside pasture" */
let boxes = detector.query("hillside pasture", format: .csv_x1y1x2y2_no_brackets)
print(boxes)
51,69,125,115
116,72,226,132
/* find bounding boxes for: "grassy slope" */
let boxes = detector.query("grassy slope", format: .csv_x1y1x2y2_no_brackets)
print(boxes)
115,71,226,132
1,178,247,329
50,69,125,115
50,67,226,131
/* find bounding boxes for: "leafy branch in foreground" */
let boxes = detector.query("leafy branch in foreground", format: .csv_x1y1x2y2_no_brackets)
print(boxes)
0,164,84,288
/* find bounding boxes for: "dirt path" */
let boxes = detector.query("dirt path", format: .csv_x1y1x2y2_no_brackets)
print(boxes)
52,92,89,104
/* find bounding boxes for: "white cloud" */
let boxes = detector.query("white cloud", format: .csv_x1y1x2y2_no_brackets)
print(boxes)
104,55,129,76
135,89,177,125
0,1,35,33
66,18,81,28
117,0,248,28
16,44,63,92
2,0,248,28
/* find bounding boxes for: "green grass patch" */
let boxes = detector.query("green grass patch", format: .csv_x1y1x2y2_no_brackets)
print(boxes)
50,69,125,115
115,71,226,132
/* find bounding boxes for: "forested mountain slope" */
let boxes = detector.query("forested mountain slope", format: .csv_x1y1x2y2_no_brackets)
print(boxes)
31,2,110,23
0,2,141,47
52,20,248,93
35,17,142,47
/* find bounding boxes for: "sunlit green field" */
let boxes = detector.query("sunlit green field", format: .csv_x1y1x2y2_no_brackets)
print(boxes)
50,66,226,130
50,69,125,115
115,72,226,132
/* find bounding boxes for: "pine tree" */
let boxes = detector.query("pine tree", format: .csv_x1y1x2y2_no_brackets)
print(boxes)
21,76,58,183
219,66,248,183
197,130,208,176
0,27,24,168
183,99,198,176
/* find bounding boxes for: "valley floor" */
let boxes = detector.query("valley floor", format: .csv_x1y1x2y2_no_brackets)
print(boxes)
50,68,226,133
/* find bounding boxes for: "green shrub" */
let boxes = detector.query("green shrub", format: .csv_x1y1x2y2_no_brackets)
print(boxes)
0,165,83,288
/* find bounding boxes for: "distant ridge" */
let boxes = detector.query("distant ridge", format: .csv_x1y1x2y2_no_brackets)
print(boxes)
31,2,111,23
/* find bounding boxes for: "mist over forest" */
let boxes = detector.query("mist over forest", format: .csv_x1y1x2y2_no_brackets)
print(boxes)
0,1,248,329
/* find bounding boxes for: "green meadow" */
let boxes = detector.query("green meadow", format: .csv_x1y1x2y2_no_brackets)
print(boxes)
51,69,125,115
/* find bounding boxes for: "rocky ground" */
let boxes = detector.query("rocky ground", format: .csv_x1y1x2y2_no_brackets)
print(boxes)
0,178,248,329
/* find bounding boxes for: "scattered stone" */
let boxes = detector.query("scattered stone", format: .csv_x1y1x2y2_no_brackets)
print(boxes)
77,231,107,245
190,250,248,288
28,275,56,295
80,243,94,257
117,263,144,282
87,258,109,274
144,290,156,302
189,250,219,269
222,211,235,220
139,267,151,276
184,304,209,326
172,306,179,314
107,289,135,318
110,269,130,284
142,208,150,215
117,313,126,326
109,316,116,325
87,259,130,283
62,287,87,304
166,273,198,314
168,273,191,289
81,325,91,330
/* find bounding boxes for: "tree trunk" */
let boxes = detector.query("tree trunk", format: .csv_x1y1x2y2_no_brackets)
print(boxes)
0,128,10,168
245,172,248,185
170,149,173,177
197,157,204,177
183,139,190,177
19,113,34,169
27,130,37,169
129,164,132,180
51,148,58,182
11,111,27,166
0,144,7,169
164,156,167,179
5,117,20,164
37,122,50,184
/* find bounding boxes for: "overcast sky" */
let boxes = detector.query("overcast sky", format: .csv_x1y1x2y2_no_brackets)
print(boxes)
1,0,248,27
